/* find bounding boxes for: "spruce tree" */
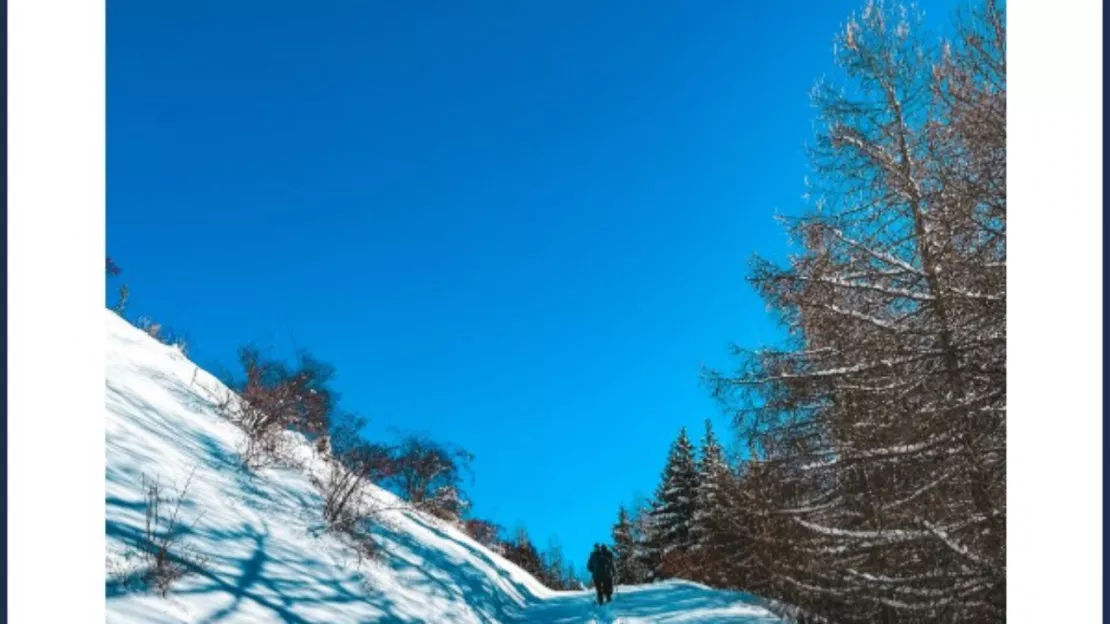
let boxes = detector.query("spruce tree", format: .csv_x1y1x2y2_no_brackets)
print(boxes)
611,505,641,584
502,528,549,587
631,501,660,582
648,427,699,578
690,420,730,554
542,539,572,590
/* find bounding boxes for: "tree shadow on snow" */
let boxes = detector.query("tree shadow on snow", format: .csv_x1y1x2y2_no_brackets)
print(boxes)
104,351,590,622
370,512,544,623
107,517,414,623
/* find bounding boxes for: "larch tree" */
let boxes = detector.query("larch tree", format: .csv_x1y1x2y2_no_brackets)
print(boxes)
705,1,1005,622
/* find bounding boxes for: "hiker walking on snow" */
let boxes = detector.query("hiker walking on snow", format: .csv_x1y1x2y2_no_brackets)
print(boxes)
587,543,616,605
600,545,616,601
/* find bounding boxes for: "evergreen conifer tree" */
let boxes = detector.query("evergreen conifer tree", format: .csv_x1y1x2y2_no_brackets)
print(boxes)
611,505,642,583
647,427,699,578
691,420,730,553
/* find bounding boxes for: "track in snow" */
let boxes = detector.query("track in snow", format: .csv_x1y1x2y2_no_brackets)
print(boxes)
511,581,783,623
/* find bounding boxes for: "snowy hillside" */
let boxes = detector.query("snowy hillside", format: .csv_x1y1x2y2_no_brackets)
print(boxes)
105,310,784,623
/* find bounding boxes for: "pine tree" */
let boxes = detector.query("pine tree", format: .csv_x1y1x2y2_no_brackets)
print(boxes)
648,427,699,579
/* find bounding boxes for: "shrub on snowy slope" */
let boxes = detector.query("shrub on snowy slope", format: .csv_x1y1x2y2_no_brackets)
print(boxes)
222,346,337,469
136,471,209,596
106,311,559,622
462,518,505,553
387,435,474,522
107,470,212,598
107,311,788,621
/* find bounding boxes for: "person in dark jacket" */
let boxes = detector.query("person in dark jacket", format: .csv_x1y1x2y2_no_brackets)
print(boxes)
587,543,616,605
600,545,616,601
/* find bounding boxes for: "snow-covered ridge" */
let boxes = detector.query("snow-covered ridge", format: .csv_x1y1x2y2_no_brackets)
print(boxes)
105,310,784,623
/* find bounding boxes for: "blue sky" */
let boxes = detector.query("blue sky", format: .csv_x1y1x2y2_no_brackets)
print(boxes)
108,0,961,573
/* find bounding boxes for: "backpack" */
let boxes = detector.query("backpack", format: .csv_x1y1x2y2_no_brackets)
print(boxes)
602,549,615,574
587,550,600,574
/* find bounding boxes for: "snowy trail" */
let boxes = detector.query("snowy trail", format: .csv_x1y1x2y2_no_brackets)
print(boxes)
105,310,783,623
510,582,784,623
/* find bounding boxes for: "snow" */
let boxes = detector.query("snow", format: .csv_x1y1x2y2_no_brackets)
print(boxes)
509,582,784,623
105,310,784,623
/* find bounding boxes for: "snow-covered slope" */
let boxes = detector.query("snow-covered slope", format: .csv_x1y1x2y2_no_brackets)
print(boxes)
105,310,784,623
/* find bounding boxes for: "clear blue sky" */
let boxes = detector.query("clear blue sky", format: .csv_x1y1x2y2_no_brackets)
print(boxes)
108,0,961,573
